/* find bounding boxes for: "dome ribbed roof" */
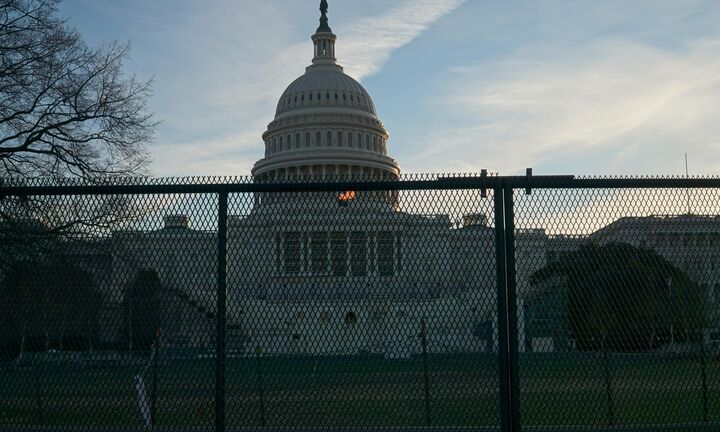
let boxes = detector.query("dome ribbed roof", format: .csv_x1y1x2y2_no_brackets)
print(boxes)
275,65,377,117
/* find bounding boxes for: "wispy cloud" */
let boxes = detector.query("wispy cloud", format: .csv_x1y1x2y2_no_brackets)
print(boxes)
411,38,720,175
340,0,466,79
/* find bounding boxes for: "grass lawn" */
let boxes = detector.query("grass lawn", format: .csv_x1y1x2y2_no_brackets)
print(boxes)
0,353,718,428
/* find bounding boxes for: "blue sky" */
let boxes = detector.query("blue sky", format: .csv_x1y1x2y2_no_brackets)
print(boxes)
58,0,720,177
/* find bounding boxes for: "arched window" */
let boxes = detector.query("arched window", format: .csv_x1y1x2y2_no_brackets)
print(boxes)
294,95,297,103
309,93,313,101
357,133,362,149
316,131,322,147
334,93,339,100
326,92,330,100
348,132,353,147
279,136,284,151
296,133,300,149
365,135,370,150
343,93,347,101
306,132,311,148
327,131,332,147
287,135,292,149
272,138,277,154
373,136,377,152
320,311,330,324
345,311,357,326
338,131,343,147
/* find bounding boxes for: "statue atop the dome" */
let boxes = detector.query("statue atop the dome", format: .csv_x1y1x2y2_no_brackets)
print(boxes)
320,0,328,16
317,0,332,33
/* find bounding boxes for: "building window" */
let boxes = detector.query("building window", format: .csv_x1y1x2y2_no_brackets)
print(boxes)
283,232,301,274
287,134,292,149
350,231,367,276
309,93,313,101
275,233,281,273
272,138,277,153
357,133,362,149
345,311,357,326
306,132,311,148
365,135,370,150
311,232,328,274
296,134,300,149
395,233,403,274
377,231,395,277
348,132,353,147
320,311,330,324
316,131,322,147
373,136,377,152
338,131,343,147
327,131,332,147
279,136,283,151
331,231,347,276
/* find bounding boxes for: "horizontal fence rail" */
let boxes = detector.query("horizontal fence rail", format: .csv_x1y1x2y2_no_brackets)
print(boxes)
1,173,720,432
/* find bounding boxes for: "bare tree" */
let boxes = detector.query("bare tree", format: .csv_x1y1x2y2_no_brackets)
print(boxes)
0,0,158,270
0,0,155,180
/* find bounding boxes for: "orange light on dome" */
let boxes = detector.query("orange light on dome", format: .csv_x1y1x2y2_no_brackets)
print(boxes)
338,190,356,202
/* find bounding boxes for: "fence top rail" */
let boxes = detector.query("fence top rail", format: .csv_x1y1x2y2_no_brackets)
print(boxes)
1,174,720,196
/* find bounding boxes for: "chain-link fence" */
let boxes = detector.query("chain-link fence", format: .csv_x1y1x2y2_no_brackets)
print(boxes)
0,174,719,431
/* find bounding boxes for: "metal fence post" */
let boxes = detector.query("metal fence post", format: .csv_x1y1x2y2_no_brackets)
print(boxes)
216,191,228,432
255,345,267,427
493,188,511,432
503,187,522,432
495,186,522,432
420,319,432,426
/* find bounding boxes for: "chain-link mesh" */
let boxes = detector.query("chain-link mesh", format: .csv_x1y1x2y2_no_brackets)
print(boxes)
3,175,719,431
0,190,220,429
0,175,500,430
514,186,720,429
225,185,499,428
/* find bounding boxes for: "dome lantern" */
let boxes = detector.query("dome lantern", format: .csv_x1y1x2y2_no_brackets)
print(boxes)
312,1,337,66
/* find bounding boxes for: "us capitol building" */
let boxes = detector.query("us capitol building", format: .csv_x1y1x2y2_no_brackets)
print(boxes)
109,3,502,357
105,2,720,356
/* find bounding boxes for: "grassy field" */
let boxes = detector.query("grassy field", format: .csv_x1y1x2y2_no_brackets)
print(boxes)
0,353,718,428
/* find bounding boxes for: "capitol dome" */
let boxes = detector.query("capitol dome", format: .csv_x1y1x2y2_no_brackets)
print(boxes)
252,2,400,180
275,67,377,118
